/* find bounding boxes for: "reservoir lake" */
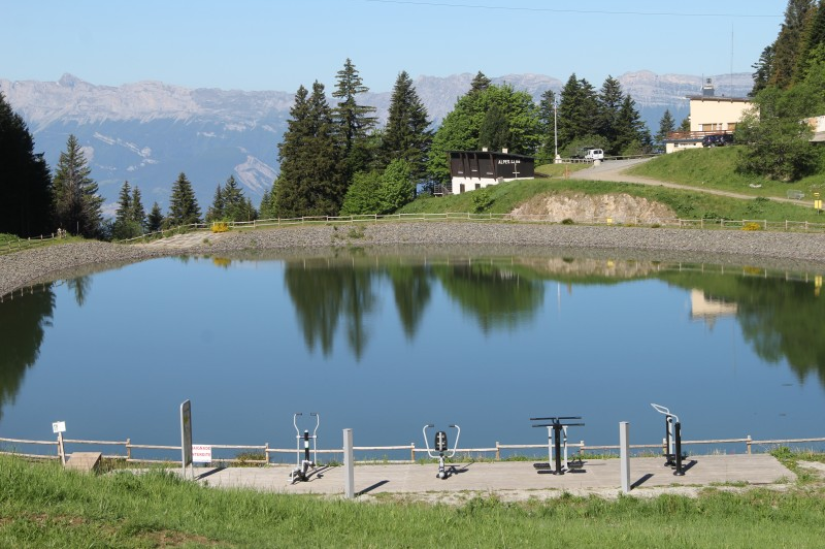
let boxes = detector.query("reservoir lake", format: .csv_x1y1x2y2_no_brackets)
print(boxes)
1,251,824,460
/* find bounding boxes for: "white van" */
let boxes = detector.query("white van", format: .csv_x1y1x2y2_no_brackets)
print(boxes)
584,148,604,161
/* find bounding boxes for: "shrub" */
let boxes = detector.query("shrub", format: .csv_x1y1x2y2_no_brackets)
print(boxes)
742,222,762,231
211,221,229,233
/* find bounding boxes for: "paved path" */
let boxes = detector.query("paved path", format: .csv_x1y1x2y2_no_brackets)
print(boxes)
573,159,809,206
183,454,794,501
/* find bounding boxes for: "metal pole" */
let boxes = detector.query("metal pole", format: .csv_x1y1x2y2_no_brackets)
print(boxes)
554,97,559,162
674,422,685,476
620,422,630,493
343,429,354,499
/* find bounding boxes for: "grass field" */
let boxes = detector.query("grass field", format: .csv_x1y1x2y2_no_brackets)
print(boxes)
626,146,825,201
1,454,824,548
401,174,825,224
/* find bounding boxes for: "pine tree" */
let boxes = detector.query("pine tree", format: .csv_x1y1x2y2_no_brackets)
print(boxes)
655,109,676,152
147,202,164,233
333,59,377,178
598,76,625,153
469,71,491,94
537,89,558,162
112,181,139,239
206,184,225,222
557,74,600,151
275,82,344,217
52,134,103,238
167,172,201,227
0,92,53,237
751,45,776,96
130,186,146,230
478,104,511,152
614,95,652,155
380,71,432,181
769,0,817,88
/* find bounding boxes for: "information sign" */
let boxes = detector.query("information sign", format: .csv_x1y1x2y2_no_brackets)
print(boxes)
192,445,212,463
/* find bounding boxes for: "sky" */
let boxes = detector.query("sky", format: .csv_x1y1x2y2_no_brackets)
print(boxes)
1,0,787,94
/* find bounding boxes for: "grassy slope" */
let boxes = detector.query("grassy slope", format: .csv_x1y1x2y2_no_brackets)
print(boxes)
1,456,824,548
627,146,824,200
401,168,824,223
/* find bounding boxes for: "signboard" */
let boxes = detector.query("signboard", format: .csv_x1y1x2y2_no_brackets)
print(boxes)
192,445,212,463
180,400,192,473
52,421,66,434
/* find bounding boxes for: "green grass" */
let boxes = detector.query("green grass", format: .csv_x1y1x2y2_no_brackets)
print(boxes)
627,146,825,200
2,455,824,548
401,176,825,223
0,232,84,256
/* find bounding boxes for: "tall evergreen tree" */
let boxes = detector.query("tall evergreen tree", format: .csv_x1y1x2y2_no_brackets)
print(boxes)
751,45,776,96
275,82,344,217
0,92,53,237
207,175,256,222
333,58,377,178
380,71,432,180
206,184,225,222
52,134,103,238
478,104,511,152
112,181,140,239
614,95,652,155
769,0,817,88
130,186,146,230
598,76,625,153
147,202,164,233
557,74,600,151
167,172,201,227
469,71,491,94
537,89,558,162
655,109,676,152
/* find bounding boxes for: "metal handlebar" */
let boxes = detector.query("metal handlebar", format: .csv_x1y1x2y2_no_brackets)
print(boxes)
651,403,679,423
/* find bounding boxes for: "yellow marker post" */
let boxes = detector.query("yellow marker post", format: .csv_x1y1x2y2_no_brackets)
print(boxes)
815,192,822,214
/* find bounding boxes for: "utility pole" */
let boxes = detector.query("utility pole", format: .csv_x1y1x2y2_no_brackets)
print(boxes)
554,97,559,163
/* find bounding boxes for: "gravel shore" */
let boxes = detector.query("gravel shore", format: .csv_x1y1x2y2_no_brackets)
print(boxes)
3,222,825,297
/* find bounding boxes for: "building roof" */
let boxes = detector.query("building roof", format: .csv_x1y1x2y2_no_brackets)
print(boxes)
448,150,535,160
686,95,753,103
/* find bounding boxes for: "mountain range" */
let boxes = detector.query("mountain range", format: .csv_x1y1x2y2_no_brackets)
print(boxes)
0,71,754,213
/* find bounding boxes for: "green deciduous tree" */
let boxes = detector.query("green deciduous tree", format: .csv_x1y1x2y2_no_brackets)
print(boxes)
167,172,201,227
0,92,53,237
52,134,103,238
379,71,432,181
429,83,540,183
340,170,383,215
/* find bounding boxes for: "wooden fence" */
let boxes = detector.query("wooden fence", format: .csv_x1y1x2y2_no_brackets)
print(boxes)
2,435,823,466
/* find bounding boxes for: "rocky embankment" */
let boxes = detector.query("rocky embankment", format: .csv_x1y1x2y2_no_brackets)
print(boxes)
3,222,825,297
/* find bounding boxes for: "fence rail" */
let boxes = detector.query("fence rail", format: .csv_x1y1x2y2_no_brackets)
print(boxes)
3,435,823,465
121,212,825,244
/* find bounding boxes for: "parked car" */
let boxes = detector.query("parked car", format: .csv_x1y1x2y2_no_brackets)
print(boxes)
702,134,734,147
583,148,604,160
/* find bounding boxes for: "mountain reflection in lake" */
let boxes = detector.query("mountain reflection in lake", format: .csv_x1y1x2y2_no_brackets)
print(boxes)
1,253,823,455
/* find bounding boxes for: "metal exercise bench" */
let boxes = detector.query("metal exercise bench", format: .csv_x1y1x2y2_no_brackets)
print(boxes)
530,416,585,475
651,403,687,476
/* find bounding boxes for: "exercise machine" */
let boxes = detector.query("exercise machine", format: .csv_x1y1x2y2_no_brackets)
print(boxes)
422,424,460,479
530,416,585,475
290,412,322,483
651,403,686,476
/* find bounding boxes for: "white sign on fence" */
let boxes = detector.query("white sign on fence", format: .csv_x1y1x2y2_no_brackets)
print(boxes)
52,421,66,434
192,444,212,463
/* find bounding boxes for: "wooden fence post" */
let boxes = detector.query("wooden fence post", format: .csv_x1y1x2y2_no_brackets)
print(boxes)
495,442,500,461
126,438,131,461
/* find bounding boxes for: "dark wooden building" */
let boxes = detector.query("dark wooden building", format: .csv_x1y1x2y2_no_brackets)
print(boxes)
448,150,535,194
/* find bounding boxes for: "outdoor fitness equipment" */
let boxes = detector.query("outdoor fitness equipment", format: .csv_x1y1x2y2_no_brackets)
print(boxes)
530,416,585,475
422,424,461,479
651,403,686,476
290,412,322,483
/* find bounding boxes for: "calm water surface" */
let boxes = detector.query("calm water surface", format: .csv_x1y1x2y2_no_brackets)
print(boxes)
1,252,824,459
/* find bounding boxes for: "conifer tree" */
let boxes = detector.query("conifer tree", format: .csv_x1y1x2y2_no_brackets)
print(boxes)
206,185,225,222
614,95,652,155
274,82,343,217
380,71,432,180
147,202,164,233
0,92,53,237
112,181,141,239
557,74,600,151
130,186,146,230
333,58,377,178
52,134,103,238
469,71,491,94
537,89,558,162
167,172,201,227
598,76,625,153
769,0,817,88
655,109,676,152
478,104,511,152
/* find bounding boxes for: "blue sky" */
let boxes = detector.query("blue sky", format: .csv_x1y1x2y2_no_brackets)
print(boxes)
1,0,785,93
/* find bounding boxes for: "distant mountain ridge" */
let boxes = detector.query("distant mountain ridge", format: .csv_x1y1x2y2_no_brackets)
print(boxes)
0,71,753,212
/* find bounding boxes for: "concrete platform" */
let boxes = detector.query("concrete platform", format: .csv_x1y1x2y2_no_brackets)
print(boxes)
182,455,795,499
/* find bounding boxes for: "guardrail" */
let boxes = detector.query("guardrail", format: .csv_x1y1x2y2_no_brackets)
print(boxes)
3,435,823,465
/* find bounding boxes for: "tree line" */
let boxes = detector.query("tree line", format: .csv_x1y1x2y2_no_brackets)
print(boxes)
739,0,825,181
2,59,657,239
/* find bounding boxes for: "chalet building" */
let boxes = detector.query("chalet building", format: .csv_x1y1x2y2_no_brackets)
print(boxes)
664,79,754,154
448,149,535,194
